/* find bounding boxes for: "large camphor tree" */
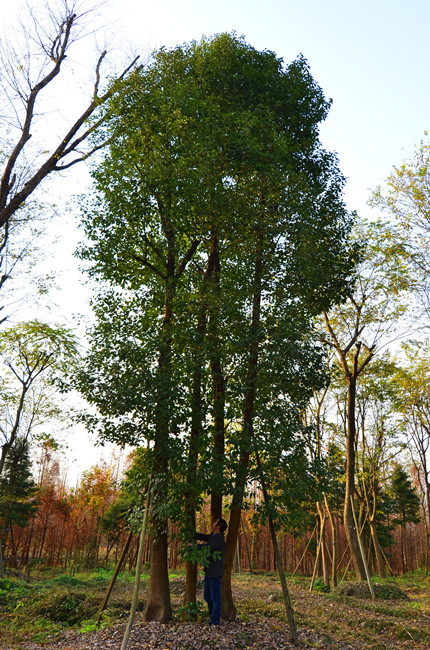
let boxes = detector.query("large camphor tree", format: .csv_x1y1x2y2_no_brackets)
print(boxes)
77,34,357,622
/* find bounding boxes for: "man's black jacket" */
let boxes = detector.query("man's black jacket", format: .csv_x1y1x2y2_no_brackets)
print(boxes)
194,532,225,578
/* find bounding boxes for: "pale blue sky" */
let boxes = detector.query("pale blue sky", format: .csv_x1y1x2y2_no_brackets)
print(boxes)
105,0,430,218
4,0,430,480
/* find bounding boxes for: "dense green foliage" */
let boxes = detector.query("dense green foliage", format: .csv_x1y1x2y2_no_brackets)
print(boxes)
76,34,356,534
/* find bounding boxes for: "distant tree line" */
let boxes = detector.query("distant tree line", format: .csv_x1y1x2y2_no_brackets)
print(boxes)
0,450,425,581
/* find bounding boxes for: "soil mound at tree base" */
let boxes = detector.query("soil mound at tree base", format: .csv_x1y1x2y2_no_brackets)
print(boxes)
333,582,409,600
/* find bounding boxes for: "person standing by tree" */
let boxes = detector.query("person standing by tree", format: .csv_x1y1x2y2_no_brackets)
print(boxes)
194,518,227,626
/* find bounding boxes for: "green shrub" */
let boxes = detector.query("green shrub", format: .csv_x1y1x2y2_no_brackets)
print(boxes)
313,578,330,593
29,589,99,625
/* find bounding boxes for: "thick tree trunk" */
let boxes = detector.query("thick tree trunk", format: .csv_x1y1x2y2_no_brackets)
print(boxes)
210,352,225,523
183,342,202,609
344,376,367,580
221,498,243,620
143,532,172,622
184,234,220,608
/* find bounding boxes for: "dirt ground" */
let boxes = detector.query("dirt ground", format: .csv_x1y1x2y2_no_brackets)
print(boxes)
3,572,430,649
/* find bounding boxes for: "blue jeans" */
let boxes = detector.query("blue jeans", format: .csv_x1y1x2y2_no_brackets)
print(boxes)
203,574,222,625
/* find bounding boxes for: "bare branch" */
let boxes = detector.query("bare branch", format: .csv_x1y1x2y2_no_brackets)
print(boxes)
0,2,140,259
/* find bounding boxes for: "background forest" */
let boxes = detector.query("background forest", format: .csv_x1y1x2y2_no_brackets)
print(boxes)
1,1,430,648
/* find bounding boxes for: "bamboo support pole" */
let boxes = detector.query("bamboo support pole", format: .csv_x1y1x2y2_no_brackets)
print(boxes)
121,478,152,650
254,447,298,644
291,523,317,578
309,514,325,592
97,530,134,627
350,496,375,600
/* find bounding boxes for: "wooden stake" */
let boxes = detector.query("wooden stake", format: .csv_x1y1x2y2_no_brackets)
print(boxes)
121,477,152,650
291,523,317,578
96,530,134,627
254,447,298,644
350,496,375,600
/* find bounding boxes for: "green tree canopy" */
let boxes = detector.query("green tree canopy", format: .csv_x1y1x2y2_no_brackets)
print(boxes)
77,33,357,622
0,320,78,477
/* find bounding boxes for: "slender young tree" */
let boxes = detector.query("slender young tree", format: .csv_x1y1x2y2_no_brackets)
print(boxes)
0,320,77,477
354,357,400,578
370,134,430,314
322,218,414,579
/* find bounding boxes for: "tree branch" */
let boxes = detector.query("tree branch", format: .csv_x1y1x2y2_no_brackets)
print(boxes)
0,9,140,230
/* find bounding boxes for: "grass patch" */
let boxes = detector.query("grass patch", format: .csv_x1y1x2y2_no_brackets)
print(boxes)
332,581,408,600
1,569,430,648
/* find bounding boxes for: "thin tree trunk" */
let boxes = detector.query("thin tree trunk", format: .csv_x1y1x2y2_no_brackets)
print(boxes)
241,515,253,573
208,236,225,524
97,530,134,626
322,315,373,583
324,495,338,587
221,234,263,620
254,446,298,643
344,375,367,580
233,537,241,573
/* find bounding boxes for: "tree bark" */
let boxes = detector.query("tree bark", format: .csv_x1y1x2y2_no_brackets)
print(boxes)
369,518,386,578
316,504,330,589
208,235,225,523
143,223,175,622
183,234,219,608
222,473,246,620
143,530,171,622
344,375,367,580
222,232,263,620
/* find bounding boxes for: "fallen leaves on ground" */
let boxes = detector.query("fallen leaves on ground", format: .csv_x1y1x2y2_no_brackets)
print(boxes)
14,619,356,650
3,572,430,649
